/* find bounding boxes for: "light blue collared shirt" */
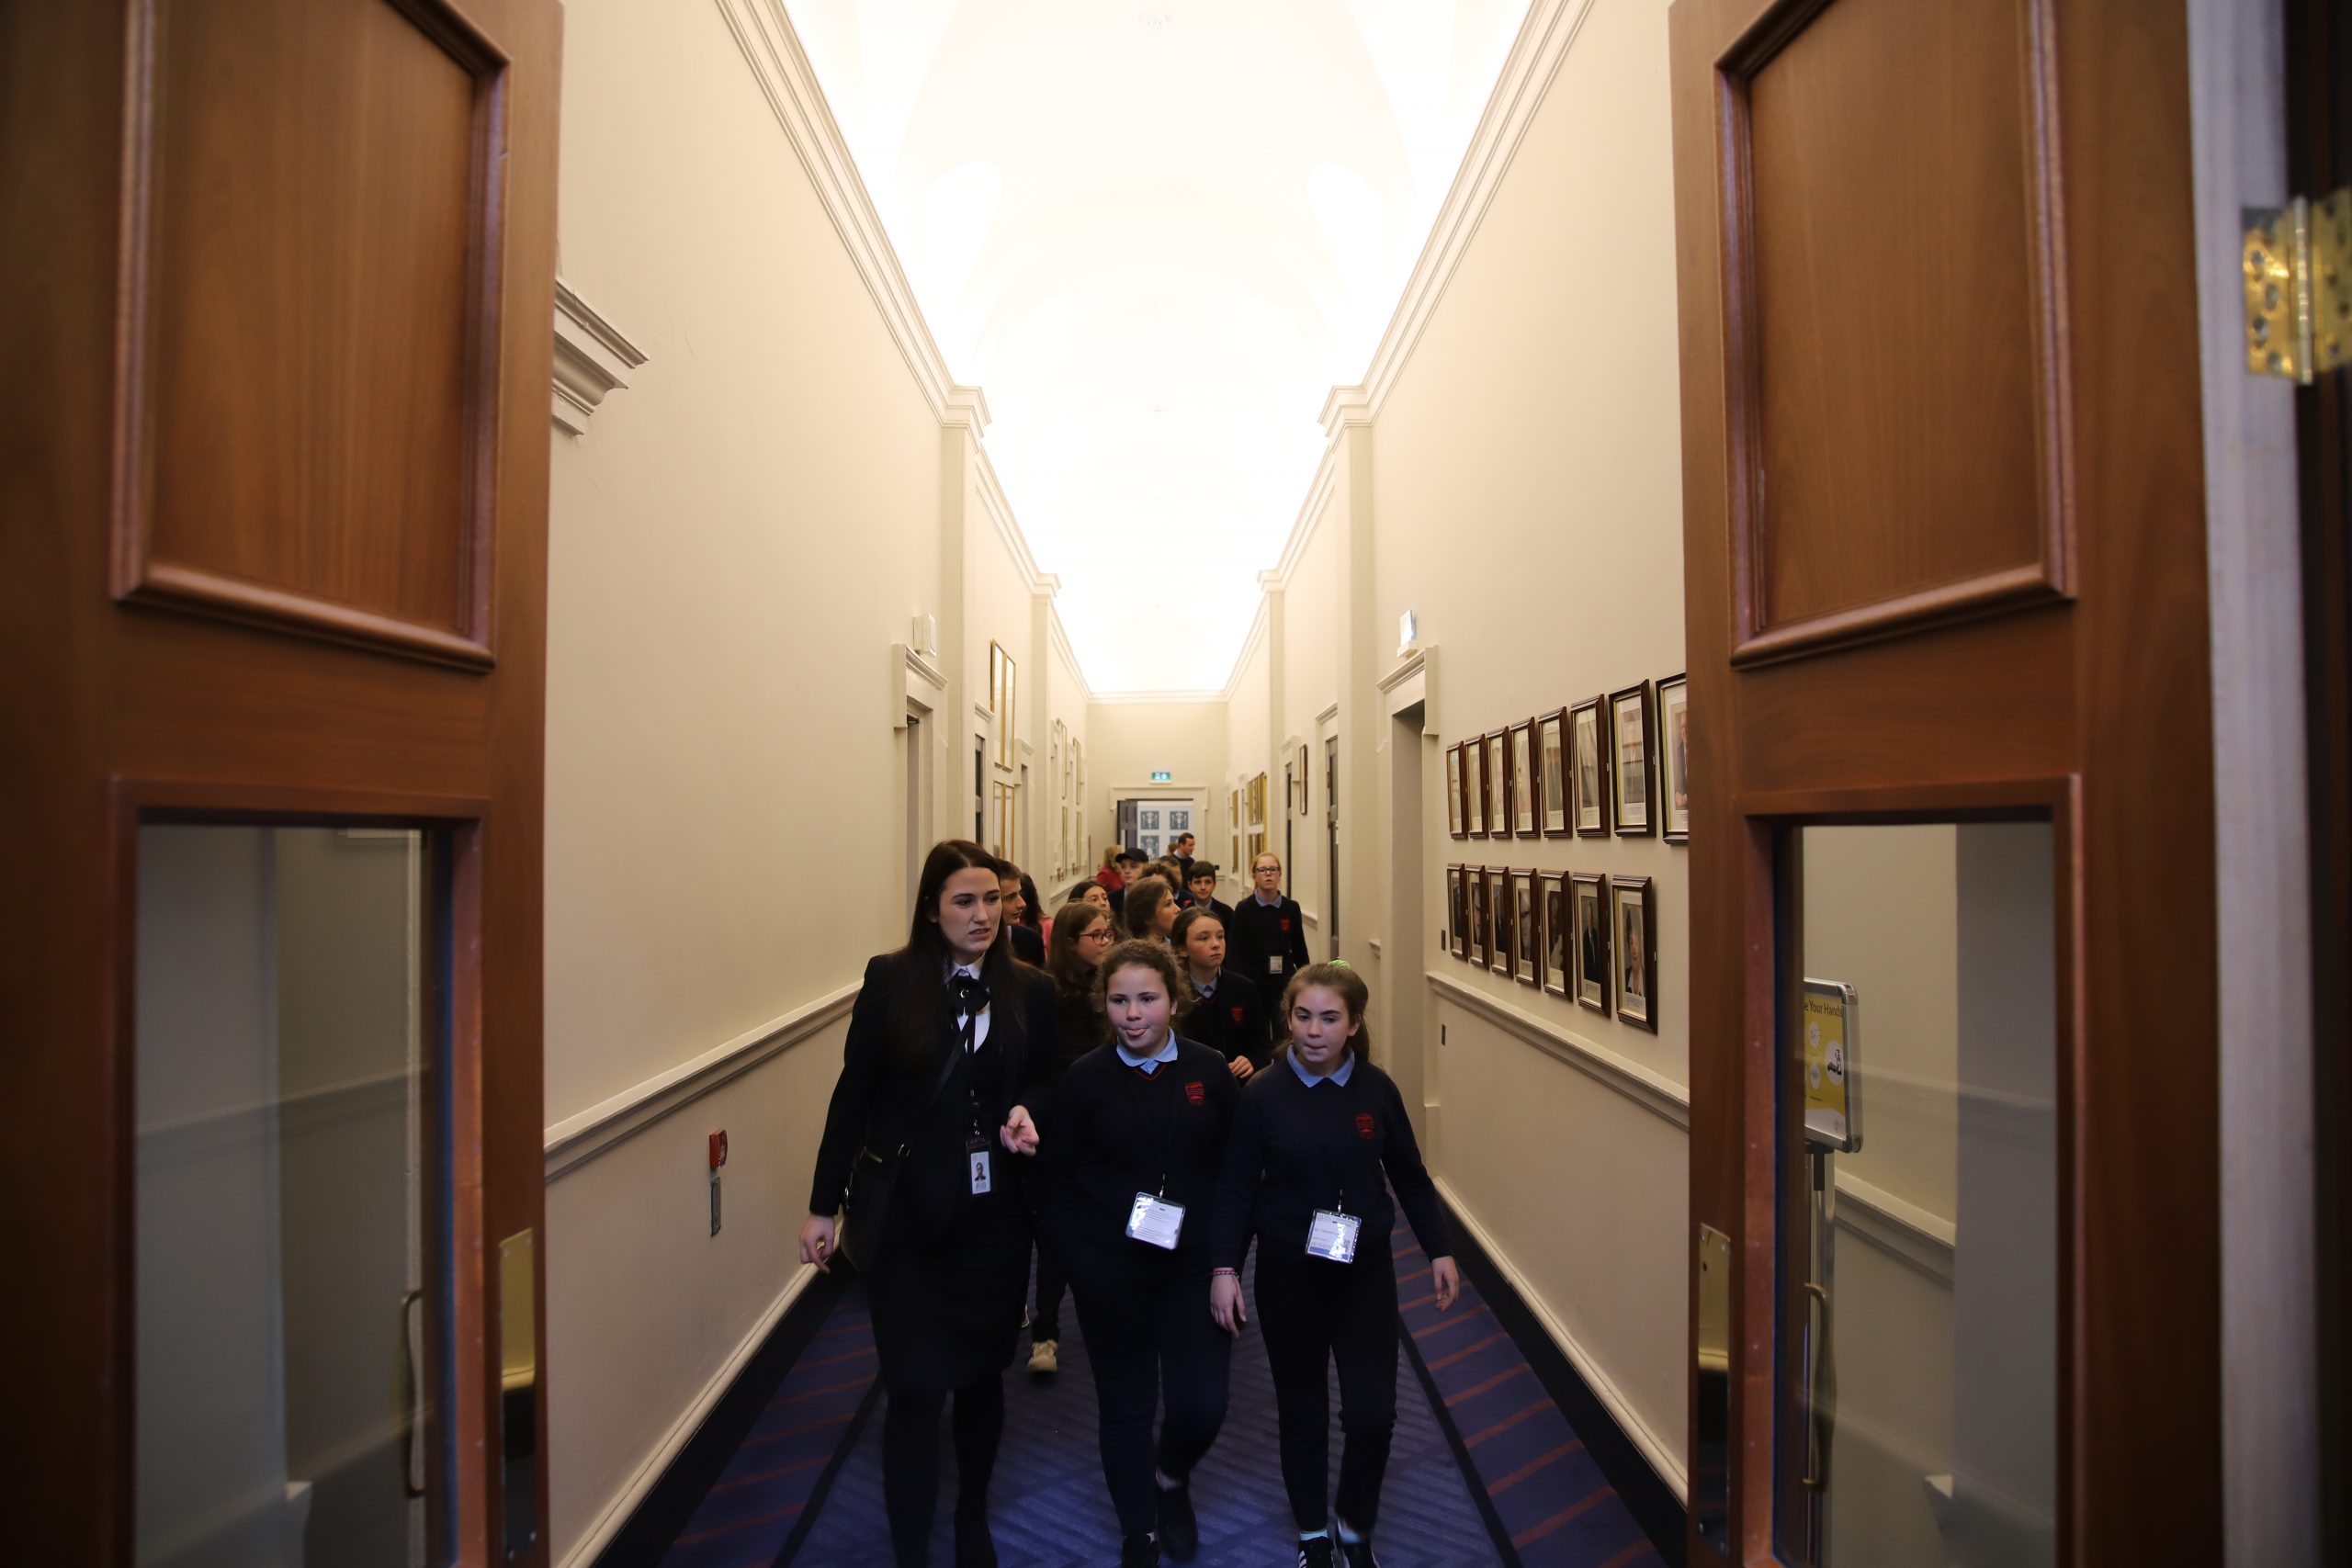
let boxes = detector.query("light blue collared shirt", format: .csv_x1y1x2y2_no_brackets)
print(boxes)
1289,1049,1355,1088
1253,891,1285,908
1192,972,1219,999
1115,1032,1181,1073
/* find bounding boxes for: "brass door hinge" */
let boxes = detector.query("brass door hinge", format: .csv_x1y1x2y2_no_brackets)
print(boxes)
2245,188,2350,383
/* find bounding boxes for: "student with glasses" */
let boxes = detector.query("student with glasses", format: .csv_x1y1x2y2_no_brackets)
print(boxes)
1226,852,1311,997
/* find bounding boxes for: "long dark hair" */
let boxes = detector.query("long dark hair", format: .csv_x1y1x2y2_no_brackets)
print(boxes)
887,840,1018,1068
1123,877,1176,941
1046,900,1110,999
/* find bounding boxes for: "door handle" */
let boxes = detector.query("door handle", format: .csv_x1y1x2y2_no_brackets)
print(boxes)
397,1287,425,1499
1801,1280,1832,1491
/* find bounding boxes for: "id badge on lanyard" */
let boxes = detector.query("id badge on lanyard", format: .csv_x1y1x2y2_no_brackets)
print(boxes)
967,1134,992,1196
1306,1207,1360,1263
1126,1192,1185,1249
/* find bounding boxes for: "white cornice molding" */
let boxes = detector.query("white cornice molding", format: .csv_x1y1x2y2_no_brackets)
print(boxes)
1269,441,1341,592
1047,606,1095,705
973,445,1041,589
941,382,992,434
551,277,647,436
544,982,859,1179
1426,968,1690,1130
1318,383,1374,441
1218,598,1271,701
715,0,958,419
1355,0,1597,421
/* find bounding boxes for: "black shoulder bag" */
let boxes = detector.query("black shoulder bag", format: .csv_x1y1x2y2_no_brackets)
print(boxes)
839,1004,975,1275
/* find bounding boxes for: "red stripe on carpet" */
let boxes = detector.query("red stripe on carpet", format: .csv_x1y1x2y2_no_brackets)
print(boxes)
1396,1265,1432,1284
1463,1397,1553,1449
1412,1304,1494,1340
1597,1540,1657,1568
673,1502,804,1547
1487,1440,1585,1496
1510,1483,1612,1548
1423,1331,1512,1371
775,1374,872,1406
1443,1363,1531,1405
709,1450,833,1494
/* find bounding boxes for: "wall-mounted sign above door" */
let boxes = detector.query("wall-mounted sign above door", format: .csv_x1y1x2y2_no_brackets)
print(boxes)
1149,770,1172,783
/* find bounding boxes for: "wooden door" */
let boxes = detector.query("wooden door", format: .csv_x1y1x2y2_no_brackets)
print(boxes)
1668,1,2219,1564
0,0,560,1562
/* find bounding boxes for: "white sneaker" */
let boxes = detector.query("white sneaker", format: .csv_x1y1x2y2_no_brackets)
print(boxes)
1027,1337,1058,1374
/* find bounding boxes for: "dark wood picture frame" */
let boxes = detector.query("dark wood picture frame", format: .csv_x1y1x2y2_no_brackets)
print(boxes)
1657,671,1690,844
1540,871,1571,997
1570,695,1611,837
1485,729,1511,845
1485,865,1512,977
1538,707,1572,838
1610,874,1657,1032
1464,736,1488,838
1513,869,1540,986
1572,871,1609,1013
1446,743,1467,839
1510,718,1539,838
1447,864,1470,959
1467,864,1492,968
1609,680,1656,837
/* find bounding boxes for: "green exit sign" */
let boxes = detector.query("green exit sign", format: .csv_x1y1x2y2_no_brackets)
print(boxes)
1149,770,1172,783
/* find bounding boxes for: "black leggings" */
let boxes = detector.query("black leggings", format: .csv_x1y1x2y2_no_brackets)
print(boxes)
1069,1254,1233,1537
880,1375,1004,1567
1251,1236,1399,1533
1031,1235,1068,1343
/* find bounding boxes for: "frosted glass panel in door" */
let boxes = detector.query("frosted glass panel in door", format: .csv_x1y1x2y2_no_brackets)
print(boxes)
135,825,438,1568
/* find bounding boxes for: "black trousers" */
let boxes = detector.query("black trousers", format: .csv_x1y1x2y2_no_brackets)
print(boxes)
1031,1234,1068,1344
880,1374,1003,1567
1251,1235,1398,1533
1069,1246,1233,1538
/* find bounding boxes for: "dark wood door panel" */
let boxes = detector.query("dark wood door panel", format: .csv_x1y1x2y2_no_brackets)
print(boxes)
1718,0,2071,662
117,0,508,666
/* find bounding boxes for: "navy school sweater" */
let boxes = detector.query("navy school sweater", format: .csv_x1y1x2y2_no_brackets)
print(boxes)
1038,1036,1241,1262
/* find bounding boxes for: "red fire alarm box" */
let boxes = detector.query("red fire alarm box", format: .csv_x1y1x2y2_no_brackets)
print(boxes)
709,1130,728,1169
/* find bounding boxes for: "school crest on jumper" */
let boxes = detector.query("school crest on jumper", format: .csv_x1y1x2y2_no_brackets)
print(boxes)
1355,1112,1376,1139
1229,1004,1245,1024
1184,1080,1205,1105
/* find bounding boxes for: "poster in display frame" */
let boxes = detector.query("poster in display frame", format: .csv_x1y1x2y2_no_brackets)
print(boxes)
1539,871,1570,997
1611,874,1657,1032
1571,871,1610,1013
1537,708,1571,838
1509,719,1538,838
1609,681,1655,837
1485,865,1512,977
1801,977,1863,1152
1467,865,1492,968
1484,729,1511,843
1656,671,1690,844
1512,870,1540,987
1569,695,1611,837
1447,864,1470,960
1447,743,1467,839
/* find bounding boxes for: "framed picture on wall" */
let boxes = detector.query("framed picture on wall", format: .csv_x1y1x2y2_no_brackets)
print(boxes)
1609,681,1655,837
1465,735,1487,837
1298,744,1310,814
1611,874,1658,1032
1485,865,1511,976
1447,865,1470,959
1540,872,1570,997
1570,695,1611,837
1537,708,1570,837
1446,744,1466,839
1484,729,1510,842
989,642,1018,769
1572,871,1610,1013
1467,866,1491,968
1657,672,1690,844
1513,871,1539,987
1510,719,1537,838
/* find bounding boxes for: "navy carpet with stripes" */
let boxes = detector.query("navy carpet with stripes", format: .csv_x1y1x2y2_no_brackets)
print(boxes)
655,1220,1662,1567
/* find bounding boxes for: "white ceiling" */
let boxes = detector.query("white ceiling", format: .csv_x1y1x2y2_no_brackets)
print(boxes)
784,0,1531,694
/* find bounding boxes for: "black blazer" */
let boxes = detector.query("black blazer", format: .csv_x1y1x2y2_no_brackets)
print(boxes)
809,951,1057,1242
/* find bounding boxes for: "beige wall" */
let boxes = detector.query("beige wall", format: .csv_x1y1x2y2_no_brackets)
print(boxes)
541,1,1080,1560
1084,699,1229,889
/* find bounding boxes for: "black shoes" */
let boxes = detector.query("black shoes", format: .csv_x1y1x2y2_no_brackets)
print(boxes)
1119,1534,1160,1567
1154,1481,1199,1562
1295,1539,1336,1568
1336,1536,1382,1567
954,1510,997,1568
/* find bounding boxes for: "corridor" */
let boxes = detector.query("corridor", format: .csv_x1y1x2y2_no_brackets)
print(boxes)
654,1225,1663,1568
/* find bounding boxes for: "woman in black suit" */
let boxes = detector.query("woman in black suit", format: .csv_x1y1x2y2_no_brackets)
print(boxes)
800,840,1058,1568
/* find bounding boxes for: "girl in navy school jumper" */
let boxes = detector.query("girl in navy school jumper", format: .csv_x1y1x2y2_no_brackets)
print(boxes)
1209,963,1460,1568
1039,940,1241,1567
1171,904,1271,1079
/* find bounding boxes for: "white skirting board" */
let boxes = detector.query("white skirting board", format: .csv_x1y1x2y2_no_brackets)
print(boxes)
556,1262,820,1568
1431,1174,1689,1503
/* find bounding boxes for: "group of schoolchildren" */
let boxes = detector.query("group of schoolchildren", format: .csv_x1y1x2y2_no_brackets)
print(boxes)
802,838,1461,1568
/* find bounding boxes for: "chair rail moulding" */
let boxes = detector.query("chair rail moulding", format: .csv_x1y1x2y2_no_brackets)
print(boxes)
551,277,647,436
1425,968,1690,1130
543,981,859,1179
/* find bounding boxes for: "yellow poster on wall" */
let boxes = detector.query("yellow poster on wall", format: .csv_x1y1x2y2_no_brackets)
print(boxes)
1800,978,1860,1152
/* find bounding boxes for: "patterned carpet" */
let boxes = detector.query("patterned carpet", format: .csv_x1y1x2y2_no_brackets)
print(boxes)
655,1220,1665,1567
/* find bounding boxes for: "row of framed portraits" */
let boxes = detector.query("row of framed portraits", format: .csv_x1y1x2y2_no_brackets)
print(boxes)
1446,675,1690,843
1445,864,1659,1032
